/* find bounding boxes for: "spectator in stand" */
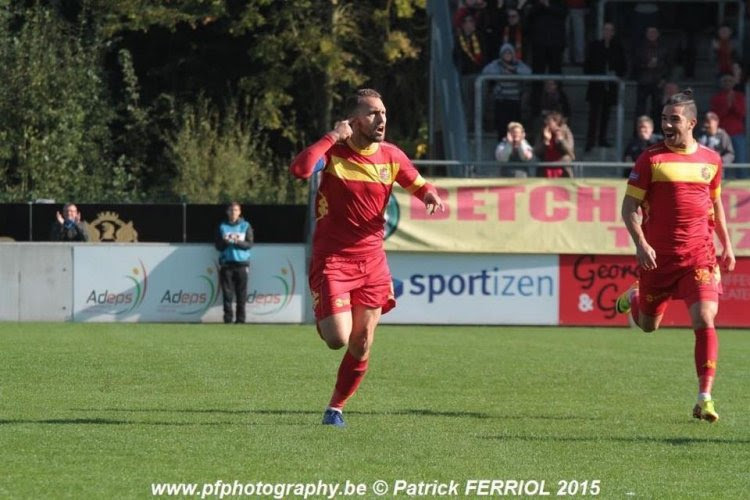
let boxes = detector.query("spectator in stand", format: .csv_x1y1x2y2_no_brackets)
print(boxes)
633,27,671,132
622,115,662,177
482,42,532,140
538,79,571,117
710,73,747,175
454,12,486,129
534,111,575,178
500,8,525,61
584,21,627,151
50,203,89,242
453,0,494,55
629,2,660,57
698,111,735,166
454,13,486,75
565,0,587,65
494,121,535,177
527,0,567,74
527,0,568,103
712,25,739,78
732,61,746,91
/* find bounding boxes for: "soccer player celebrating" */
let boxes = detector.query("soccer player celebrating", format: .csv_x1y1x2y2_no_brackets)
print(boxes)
616,89,736,422
290,89,444,427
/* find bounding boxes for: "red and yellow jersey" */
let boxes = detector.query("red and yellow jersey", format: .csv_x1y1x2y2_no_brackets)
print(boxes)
291,134,435,257
626,142,721,263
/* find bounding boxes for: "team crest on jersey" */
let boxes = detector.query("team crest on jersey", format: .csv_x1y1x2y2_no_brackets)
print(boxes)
379,166,391,182
317,193,329,221
701,165,712,181
694,268,712,285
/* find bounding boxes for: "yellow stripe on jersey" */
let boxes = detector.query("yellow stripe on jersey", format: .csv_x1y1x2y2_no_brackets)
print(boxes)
711,186,721,200
625,184,646,200
405,175,427,194
327,156,400,184
651,162,718,183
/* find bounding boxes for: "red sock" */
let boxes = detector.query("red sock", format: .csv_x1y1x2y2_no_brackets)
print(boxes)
694,327,718,393
629,290,640,326
328,351,369,410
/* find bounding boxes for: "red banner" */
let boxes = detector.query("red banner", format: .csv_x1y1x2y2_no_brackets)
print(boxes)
559,255,750,327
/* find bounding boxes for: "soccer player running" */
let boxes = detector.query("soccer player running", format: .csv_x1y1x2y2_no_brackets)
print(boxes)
290,89,444,427
616,89,736,422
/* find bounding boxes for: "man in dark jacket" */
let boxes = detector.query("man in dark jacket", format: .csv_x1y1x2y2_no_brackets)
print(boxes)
584,22,627,151
215,202,254,324
698,111,735,166
50,203,89,241
633,26,671,130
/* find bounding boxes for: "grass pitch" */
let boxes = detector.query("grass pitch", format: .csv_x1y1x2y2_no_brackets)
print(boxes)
0,323,748,498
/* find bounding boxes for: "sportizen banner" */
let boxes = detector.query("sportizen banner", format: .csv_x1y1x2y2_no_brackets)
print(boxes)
385,179,750,255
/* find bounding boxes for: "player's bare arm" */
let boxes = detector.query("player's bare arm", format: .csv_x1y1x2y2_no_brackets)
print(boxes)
621,194,657,270
712,196,736,272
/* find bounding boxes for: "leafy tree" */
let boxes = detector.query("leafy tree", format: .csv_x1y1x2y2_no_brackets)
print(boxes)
0,3,117,201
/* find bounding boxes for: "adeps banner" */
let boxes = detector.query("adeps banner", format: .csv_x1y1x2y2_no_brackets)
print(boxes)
73,244,305,322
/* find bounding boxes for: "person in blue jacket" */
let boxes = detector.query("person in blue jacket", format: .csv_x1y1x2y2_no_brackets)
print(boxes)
215,202,253,324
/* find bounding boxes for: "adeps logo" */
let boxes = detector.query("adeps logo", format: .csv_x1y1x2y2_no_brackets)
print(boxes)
159,264,220,315
248,258,296,316
85,259,148,314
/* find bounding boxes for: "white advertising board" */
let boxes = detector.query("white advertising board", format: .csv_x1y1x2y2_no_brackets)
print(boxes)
382,253,559,325
73,244,305,323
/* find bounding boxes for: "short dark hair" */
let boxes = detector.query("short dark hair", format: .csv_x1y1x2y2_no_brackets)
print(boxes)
345,88,382,116
227,201,241,210
664,88,697,119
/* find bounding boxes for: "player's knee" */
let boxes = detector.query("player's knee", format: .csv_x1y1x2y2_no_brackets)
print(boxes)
692,315,714,330
324,338,346,350
347,334,371,359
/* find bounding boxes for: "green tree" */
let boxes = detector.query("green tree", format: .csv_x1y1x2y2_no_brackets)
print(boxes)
0,3,119,202
168,96,304,203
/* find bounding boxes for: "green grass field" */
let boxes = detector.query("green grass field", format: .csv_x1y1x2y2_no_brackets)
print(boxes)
0,323,748,499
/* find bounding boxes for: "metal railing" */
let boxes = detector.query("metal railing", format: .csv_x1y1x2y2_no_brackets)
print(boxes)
413,159,750,179
473,74,626,162
597,0,745,55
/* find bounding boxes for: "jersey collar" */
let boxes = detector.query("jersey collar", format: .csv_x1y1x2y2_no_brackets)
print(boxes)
346,139,380,156
664,141,698,155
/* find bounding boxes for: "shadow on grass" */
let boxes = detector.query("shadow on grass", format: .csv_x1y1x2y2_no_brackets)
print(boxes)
480,434,750,446
69,407,599,421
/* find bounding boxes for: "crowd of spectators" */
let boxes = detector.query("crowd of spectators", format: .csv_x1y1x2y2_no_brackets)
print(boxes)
451,0,750,178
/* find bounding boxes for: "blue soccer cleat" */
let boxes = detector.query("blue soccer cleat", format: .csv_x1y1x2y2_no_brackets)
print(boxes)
322,408,346,427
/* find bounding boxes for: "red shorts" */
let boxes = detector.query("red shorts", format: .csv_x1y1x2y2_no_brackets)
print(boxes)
308,252,396,321
639,263,722,317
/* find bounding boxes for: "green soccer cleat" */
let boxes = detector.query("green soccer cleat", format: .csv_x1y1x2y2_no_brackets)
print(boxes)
616,281,639,314
692,400,719,423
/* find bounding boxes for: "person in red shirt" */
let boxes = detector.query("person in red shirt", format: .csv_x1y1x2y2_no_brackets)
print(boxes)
533,111,575,178
710,73,747,176
290,89,444,427
616,89,736,423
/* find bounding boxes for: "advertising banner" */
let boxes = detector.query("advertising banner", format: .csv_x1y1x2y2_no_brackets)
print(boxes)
559,255,750,327
382,252,559,325
385,179,750,256
73,244,305,323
